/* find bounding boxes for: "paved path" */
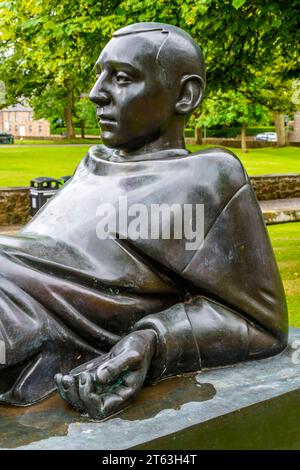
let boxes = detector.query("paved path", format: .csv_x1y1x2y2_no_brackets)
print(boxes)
0,224,22,235
260,197,300,224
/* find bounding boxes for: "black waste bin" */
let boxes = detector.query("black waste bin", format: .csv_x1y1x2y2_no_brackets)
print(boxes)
0,133,14,144
58,175,72,185
30,177,60,216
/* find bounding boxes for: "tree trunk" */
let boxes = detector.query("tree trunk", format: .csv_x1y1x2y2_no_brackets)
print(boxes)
274,112,286,147
194,126,202,144
80,120,85,139
241,123,248,153
64,81,75,139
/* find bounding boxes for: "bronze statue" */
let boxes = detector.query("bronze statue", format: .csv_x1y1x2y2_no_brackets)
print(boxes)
0,23,288,419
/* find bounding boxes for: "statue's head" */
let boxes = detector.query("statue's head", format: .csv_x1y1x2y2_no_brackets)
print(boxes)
90,22,205,153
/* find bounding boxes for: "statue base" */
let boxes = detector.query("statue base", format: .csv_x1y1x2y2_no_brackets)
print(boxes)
1,327,300,450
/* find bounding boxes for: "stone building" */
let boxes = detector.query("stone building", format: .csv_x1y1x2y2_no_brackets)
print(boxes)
289,111,300,143
0,104,50,137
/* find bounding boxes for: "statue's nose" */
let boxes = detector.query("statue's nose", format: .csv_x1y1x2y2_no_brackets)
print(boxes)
89,90,110,106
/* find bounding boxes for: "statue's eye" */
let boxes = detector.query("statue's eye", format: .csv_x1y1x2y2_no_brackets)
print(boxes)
115,72,131,84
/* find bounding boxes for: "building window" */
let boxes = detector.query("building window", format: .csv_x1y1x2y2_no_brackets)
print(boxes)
38,125,42,135
29,125,32,134
15,125,18,133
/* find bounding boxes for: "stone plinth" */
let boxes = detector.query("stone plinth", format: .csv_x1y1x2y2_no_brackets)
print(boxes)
1,328,300,450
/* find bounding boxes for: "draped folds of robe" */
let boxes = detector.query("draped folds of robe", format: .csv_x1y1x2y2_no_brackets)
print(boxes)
0,145,288,405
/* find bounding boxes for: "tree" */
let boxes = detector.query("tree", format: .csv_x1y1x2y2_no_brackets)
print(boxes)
74,97,99,138
236,57,297,146
0,0,298,138
120,0,299,145
0,0,123,137
118,0,299,87
199,90,270,152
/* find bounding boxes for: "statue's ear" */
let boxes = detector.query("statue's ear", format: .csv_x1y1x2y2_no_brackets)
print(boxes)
175,75,204,115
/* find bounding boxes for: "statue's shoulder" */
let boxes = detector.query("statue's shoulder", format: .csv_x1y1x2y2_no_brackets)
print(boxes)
74,145,113,175
87,144,113,161
187,147,248,186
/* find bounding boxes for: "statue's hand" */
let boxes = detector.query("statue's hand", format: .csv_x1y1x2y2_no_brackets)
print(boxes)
54,329,157,420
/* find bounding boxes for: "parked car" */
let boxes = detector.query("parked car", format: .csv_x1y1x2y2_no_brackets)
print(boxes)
254,132,277,142
0,132,14,144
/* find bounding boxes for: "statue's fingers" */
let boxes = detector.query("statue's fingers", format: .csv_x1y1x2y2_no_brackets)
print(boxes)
112,383,136,401
77,372,106,418
78,372,97,402
55,373,77,403
100,381,142,418
54,373,85,413
69,353,110,377
95,351,140,384
54,373,68,401
101,393,127,417
122,368,145,390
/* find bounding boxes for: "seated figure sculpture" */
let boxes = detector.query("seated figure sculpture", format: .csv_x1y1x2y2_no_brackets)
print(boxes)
0,22,288,419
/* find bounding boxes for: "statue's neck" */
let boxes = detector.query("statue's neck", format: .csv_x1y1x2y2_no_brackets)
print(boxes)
115,119,186,161
110,147,189,163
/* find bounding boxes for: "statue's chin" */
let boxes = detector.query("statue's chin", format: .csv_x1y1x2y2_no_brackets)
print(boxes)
101,133,140,153
100,131,120,149
101,129,164,154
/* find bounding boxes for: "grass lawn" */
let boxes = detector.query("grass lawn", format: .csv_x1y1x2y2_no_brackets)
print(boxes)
0,146,89,186
14,138,99,145
188,144,300,176
0,144,299,186
268,222,300,327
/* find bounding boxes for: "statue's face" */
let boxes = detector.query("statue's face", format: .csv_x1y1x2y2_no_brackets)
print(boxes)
90,34,178,151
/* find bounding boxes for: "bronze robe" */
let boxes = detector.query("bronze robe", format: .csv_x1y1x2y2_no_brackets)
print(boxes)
0,145,288,405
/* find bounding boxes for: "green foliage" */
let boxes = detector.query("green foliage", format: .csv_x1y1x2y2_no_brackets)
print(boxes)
119,0,299,86
51,127,100,136
184,128,195,138
204,126,276,138
74,98,98,131
0,0,123,135
232,0,247,9
199,90,270,130
0,0,298,134
30,86,66,124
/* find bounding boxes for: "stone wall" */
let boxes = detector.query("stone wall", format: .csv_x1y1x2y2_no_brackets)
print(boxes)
250,174,300,201
0,187,30,225
0,175,300,226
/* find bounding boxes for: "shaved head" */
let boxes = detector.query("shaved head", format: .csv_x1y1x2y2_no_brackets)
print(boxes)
113,22,206,92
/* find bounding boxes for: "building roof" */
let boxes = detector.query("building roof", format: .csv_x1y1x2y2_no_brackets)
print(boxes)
2,103,32,112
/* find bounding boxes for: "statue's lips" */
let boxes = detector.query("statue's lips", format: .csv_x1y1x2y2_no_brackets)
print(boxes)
97,115,117,128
